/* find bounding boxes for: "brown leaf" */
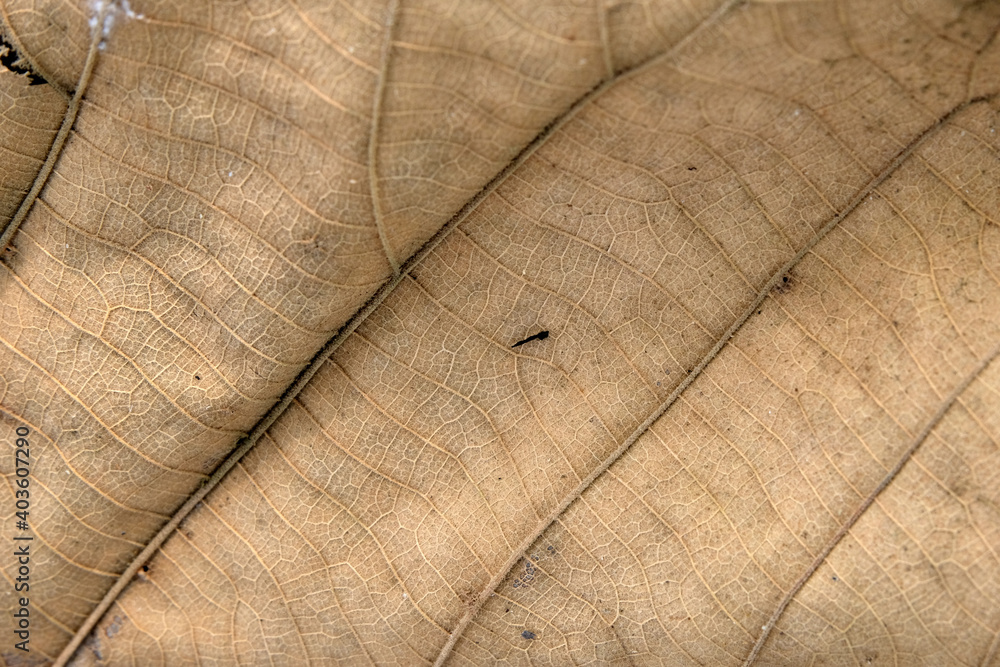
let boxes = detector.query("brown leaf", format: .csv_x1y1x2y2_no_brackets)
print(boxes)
1,0,999,665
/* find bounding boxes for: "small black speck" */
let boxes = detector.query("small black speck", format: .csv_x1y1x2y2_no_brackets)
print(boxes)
521,630,536,640
832,576,839,581
757,310,761,315
141,565,149,573
687,166,697,171
194,375,201,381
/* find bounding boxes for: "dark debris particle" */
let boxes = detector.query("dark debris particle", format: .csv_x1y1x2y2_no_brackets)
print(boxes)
512,330,549,348
521,630,536,640
772,273,795,295
0,245,16,265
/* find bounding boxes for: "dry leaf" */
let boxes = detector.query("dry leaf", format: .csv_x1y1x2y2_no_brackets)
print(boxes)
1,0,999,665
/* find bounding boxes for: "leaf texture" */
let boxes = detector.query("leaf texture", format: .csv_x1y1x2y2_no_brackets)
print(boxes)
0,0,999,665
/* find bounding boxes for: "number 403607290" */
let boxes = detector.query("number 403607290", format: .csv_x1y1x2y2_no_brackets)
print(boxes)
14,426,30,524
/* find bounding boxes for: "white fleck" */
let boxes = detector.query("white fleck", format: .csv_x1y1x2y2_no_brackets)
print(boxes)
228,171,233,177
348,46,355,54
120,0,144,20
402,593,408,599
349,178,357,184
91,0,145,41
793,109,800,117
578,58,587,65
522,268,526,275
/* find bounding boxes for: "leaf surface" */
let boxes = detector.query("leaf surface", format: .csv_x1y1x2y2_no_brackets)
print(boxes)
1,0,999,665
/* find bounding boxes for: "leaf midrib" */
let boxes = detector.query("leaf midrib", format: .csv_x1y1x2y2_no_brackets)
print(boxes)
53,2,738,660
52,3,992,665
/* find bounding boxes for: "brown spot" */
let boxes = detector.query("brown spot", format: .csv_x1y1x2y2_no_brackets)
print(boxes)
771,272,796,295
0,244,16,265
